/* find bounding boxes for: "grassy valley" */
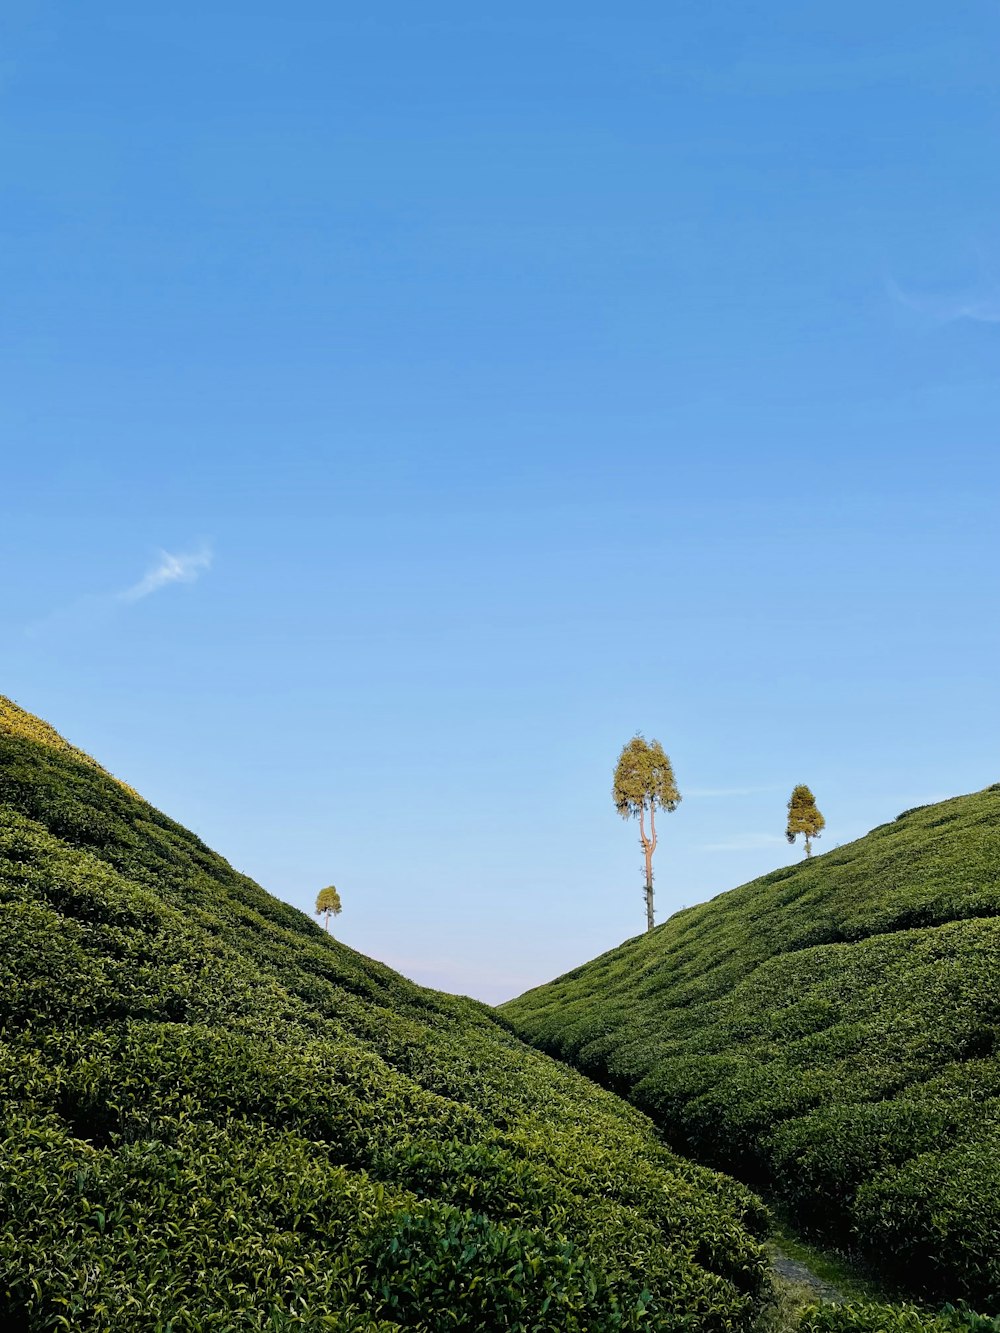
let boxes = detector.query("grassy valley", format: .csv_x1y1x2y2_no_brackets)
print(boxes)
504,789,1000,1311
0,697,775,1332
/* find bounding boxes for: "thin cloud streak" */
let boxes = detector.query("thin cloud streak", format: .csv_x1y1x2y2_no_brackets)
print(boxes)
700,833,786,853
886,276,1000,325
687,785,781,798
23,543,213,640
119,546,213,602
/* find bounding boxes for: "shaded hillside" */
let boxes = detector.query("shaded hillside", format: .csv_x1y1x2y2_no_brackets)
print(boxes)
504,791,1000,1308
0,698,770,1332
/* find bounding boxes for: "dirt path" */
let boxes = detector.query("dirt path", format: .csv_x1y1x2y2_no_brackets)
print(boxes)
769,1246,843,1303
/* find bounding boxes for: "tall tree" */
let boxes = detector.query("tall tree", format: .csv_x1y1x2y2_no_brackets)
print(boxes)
315,885,342,933
786,785,825,858
613,735,681,933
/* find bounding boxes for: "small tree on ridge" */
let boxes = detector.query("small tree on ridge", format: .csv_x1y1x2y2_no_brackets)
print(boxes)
315,885,342,933
613,735,681,933
786,785,825,858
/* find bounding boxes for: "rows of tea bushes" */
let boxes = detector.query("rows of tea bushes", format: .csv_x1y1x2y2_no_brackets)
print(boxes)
0,697,770,1332
801,1303,1000,1333
504,788,1000,1309
805,1301,1000,1333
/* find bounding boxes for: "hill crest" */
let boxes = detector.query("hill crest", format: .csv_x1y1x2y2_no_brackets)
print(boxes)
0,695,141,798
0,696,772,1331
504,784,1000,1308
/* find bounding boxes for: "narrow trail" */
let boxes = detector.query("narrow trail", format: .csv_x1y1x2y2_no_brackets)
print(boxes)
768,1245,843,1304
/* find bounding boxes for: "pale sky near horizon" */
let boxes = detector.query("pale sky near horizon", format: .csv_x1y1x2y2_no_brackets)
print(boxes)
2,3,999,1003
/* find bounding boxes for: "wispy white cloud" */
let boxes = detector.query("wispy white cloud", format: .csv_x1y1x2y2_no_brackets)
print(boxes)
687,785,780,798
118,545,213,602
700,833,786,853
24,543,213,640
886,276,1000,325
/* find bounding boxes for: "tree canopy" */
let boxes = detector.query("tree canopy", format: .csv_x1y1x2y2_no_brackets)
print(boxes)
315,885,342,932
786,785,825,858
613,735,681,932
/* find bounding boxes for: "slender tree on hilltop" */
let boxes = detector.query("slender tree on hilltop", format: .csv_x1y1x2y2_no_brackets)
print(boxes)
613,735,681,933
315,885,342,933
786,785,825,858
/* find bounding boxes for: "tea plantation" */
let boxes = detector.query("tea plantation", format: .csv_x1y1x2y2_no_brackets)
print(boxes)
504,788,1000,1310
0,696,773,1332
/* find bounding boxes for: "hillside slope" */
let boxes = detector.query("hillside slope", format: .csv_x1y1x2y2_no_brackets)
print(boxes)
0,698,770,1333
504,791,1000,1308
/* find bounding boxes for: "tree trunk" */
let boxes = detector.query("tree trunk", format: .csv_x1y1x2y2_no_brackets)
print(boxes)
805,835,812,858
641,804,656,932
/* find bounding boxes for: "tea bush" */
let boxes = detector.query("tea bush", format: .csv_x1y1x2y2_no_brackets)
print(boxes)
504,787,1000,1307
800,1302,1000,1333
0,698,768,1331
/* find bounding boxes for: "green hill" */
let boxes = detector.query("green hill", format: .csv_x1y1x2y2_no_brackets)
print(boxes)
503,790,1000,1309
0,697,772,1332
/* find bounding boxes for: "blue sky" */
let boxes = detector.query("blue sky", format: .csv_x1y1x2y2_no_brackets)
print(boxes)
2,3,999,1003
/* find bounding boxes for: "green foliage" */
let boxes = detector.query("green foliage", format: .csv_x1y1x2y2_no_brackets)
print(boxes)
504,787,1000,1308
799,1302,1000,1333
613,735,680,822
0,695,140,799
614,735,681,931
786,787,825,858
0,702,769,1331
316,885,343,929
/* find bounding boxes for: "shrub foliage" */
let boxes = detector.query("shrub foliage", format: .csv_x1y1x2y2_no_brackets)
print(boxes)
0,697,769,1332
504,788,1000,1308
